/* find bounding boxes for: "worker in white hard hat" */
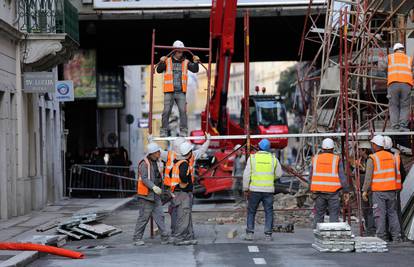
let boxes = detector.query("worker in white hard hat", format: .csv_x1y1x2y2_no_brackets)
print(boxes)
353,140,376,236
383,136,407,240
157,40,201,137
362,135,402,242
384,43,414,131
310,138,350,228
232,144,246,201
156,133,210,236
167,142,197,245
133,143,170,246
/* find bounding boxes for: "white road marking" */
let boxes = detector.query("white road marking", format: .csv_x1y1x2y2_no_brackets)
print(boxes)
248,245,259,252
253,258,267,265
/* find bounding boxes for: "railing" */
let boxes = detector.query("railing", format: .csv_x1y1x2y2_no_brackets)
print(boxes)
18,0,79,43
68,164,137,198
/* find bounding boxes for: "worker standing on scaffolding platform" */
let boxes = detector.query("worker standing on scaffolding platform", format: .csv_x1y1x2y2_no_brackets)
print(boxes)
310,138,350,228
362,135,402,243
157,40,200,137
386,43,414,132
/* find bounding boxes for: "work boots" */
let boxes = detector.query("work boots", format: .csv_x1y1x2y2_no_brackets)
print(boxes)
244,232,254,241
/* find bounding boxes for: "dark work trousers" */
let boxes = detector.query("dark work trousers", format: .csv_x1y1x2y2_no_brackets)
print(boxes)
313,191,340,228
246,192,274,235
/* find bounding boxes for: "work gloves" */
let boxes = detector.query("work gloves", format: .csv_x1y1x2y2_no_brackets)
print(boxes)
152,186,162,195
362,191,369,202
160,56,167,62
193,55,200,63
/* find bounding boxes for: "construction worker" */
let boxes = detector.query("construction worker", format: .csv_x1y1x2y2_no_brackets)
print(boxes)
160,134,210,235
310,138,350,228
157,40,200,137
383,136,406,240
386,43,414,131
356,141,376,236
362,135,402,242
232,144,246,201
242,139,282,241
169,142,197,245
133,143,170,246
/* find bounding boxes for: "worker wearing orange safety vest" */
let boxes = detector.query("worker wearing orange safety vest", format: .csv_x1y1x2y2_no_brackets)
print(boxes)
386,43,414,131
133,143,170,246
169,142,198,246
362,135,402,242
383,136,407,240
154,134,210,235
310,138,350,228
156,40,200,137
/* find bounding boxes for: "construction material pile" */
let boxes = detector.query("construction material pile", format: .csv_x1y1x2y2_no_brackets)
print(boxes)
57,211,122,240
312,222,354,252
354,237,388,253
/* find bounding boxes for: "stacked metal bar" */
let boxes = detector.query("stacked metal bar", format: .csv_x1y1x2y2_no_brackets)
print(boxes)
312,222,354,252
354,237,388,253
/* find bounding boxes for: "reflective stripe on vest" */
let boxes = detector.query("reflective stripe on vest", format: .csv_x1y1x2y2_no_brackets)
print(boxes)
137,158,150,196
170,160,189,192
387,53,413,86
394,152,402,190
370,150,397,191
163,57,189,93
250,152,276,190
163,151,177,187
310,153,341,193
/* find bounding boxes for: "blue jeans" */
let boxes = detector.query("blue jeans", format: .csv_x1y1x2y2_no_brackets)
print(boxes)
247,192,274,235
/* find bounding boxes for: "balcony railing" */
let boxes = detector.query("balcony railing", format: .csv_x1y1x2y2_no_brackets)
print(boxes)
18,0,79,43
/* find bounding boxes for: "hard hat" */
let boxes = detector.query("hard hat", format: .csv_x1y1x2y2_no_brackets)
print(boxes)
258,139,271,151
393,43,404,51
147,142,161,154
370,135,384,147
180,142,194,156
234,144,242,150
358,141,371,149
322,138,335,150
173,40,185,48
383,136,393,150
173,137,186,152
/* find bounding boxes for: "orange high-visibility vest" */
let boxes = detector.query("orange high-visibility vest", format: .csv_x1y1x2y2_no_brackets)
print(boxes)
163,151,177,187
387,52,413,86
310,153,342,193
370,150,397,191
394,152,402,190
137,158,151,196
170,160,190,192
163,57,189,93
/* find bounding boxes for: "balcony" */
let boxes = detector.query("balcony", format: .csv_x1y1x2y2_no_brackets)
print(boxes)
18,0,79,70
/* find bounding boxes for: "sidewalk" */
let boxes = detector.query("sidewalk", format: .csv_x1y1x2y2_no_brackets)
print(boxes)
0,197,133,267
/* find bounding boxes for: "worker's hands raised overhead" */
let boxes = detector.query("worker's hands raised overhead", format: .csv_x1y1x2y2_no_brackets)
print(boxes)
152,186,162,195
204,132,211,140
343,192,350,204
362,191,369,202
160,56,167,62
193,55,200,63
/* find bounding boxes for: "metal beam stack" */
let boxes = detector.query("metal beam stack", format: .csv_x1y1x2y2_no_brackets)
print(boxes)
354,237,388,253
312,222,355,252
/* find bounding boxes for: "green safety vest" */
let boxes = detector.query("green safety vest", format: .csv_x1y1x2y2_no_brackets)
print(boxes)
250,152,276,190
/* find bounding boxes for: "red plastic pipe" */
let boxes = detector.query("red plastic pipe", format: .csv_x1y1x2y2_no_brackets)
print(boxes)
0,243,84,259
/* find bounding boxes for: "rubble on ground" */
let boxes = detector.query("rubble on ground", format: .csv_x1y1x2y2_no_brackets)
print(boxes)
56,211,122,240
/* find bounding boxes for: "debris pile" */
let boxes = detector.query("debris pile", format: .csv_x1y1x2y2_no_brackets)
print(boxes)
312,222,354,252
56,211,122,240
354,237,388,253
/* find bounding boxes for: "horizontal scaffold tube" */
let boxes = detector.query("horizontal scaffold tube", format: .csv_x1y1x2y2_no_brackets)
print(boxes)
153,131,414,141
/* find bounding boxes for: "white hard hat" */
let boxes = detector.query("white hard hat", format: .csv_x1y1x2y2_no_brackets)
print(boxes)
173,137,186,152
370,135,384,147
180,142,193,156
322,138,335,149
383,136,393,150
147,142,161,154
173,40,185,48
359,141,371,149
393,43,404,51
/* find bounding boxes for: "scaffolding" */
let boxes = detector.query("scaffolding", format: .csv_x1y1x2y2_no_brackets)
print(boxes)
297,0,414,235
